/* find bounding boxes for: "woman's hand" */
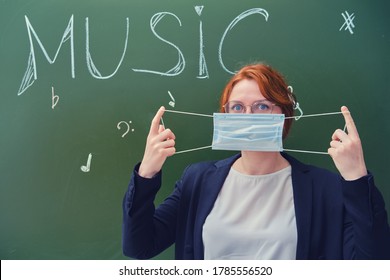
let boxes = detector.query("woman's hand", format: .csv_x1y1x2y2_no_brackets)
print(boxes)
328,106,368,181
138,106,176,178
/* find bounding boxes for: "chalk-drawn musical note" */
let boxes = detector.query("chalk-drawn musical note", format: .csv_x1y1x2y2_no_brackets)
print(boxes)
167,91,175,107
287,85,303,120
51,86,59,109
339,11,355,34
81,153,92,172
117,121,134,138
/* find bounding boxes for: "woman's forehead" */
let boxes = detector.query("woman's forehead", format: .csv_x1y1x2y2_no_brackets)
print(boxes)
229,79,265,100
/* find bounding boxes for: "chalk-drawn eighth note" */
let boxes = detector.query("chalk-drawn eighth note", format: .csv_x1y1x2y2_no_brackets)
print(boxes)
167,90,175,107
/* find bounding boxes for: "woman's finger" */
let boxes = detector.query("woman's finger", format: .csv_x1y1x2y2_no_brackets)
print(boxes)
330,140,342,148
332,129,348,142
149,106,165,136
341,106,359,140
156,128,176,142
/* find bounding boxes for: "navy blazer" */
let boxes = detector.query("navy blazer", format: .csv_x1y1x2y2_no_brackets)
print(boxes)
122,153,390,259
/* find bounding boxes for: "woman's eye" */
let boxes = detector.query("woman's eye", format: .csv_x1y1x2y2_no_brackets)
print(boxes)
232,104,243,111
256,103,270,111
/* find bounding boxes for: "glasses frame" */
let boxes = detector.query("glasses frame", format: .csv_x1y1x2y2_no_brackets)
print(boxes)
223,99,277,114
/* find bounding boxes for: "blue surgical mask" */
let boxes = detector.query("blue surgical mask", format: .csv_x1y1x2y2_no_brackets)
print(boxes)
212,113,284,151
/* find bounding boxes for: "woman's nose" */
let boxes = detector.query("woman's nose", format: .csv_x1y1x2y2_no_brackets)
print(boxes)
244,105,252,114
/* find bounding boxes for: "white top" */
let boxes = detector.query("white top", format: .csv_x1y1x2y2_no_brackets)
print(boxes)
202,165,297,259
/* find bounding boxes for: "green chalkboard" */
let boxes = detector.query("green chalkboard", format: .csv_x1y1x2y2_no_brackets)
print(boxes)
1,0,389,259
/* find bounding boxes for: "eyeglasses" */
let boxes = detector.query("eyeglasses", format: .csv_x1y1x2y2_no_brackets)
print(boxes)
223,99,276,114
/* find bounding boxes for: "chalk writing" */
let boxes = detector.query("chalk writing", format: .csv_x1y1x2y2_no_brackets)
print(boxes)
18,15,74,96
80,153,92,172
194,5,204,16
18,8,272,95
86,17,130,79
132,12,185,76
117,121,135,138
195,6,209,79
219,8,269,74
339,11,355,34
51,86,59,109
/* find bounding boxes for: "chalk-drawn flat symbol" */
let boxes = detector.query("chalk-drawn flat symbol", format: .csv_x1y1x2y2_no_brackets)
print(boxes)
81,153,92,172
117,121,135,138
339,11,355,34
51,86,59,109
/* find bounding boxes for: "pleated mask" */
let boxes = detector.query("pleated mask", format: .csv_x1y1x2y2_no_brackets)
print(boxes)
211,113,285,151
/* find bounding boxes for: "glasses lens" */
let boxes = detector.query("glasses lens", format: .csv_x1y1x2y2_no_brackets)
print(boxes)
225,101,244,113
224,100,274,113
252,101,273,114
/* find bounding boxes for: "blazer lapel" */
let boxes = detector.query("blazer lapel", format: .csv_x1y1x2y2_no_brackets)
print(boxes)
193,154,239,259
283,153,313,259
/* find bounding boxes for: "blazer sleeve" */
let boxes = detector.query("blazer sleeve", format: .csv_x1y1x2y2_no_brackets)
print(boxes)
122,163,185,259
342,174,390,259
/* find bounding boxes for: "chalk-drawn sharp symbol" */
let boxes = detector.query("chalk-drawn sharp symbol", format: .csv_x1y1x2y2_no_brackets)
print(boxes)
339,11,355,34
117,121,135,138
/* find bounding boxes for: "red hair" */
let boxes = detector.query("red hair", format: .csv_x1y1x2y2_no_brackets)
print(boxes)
219,63,296,139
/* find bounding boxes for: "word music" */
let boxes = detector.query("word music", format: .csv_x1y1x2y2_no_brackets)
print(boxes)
17,7,269,95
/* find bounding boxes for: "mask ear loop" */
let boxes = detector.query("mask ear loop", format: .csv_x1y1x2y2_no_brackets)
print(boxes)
164,107,343,155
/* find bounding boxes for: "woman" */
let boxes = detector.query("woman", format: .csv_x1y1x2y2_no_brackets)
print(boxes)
122,63,390,259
